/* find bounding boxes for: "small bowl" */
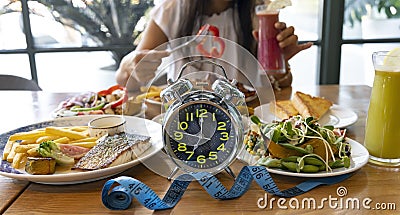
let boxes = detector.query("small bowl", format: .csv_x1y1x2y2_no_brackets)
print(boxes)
144,98,162,119
88,115,126,138
123,97,143,116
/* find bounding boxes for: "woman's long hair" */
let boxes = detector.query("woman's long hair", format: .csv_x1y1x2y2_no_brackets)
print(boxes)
178,0,256,55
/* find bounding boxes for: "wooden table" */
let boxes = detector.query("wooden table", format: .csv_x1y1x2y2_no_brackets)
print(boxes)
1,85,399,214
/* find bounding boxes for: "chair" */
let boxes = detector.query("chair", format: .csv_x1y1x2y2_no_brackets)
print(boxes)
0,74,42,91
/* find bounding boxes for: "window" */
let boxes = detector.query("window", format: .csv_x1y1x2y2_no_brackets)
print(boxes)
341,0,400,86
0,0,153,92
278,0,320,87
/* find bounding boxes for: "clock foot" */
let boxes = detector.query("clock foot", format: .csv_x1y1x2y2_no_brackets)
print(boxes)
224,167,236,179
167,167,179,181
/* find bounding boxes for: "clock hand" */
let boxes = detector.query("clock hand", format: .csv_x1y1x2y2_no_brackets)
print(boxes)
199,117,204,139
192,137,201,152
193,117,212,150
193,118,204,152
202,113,217,139
167,124,201,146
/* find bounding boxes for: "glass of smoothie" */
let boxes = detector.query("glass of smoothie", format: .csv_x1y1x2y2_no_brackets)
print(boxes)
255,4,285,74
365,50,400,166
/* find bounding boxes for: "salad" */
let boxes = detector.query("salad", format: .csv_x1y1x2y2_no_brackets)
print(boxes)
53,85,141,117
244,115,351,173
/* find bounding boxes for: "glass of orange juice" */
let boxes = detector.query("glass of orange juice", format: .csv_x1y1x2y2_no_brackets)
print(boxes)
365,50,400,166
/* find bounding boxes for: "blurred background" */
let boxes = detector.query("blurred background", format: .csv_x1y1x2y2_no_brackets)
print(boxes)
0,0,399,92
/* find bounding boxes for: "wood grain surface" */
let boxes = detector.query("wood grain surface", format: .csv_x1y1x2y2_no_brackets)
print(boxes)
1,86,399,214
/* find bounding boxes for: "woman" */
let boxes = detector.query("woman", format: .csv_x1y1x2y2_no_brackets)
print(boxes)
116,0,312,90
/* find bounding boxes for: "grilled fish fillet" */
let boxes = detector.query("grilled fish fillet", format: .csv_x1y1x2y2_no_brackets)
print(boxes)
73,132,151,170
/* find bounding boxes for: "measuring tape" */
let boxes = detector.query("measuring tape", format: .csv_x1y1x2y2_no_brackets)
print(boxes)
102,166,352,210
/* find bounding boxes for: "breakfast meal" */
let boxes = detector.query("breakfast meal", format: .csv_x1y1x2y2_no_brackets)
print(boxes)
53,85,142,117
270,91,333,120
2,125,151,175
244,115,351,173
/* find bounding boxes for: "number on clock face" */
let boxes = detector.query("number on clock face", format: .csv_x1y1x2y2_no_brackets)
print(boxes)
165,102,236,169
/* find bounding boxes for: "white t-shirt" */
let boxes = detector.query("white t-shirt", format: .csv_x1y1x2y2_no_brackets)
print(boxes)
150,0,264,88
150,0,238,42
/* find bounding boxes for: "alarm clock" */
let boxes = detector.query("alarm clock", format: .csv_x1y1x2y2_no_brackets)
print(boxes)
160,60,246,179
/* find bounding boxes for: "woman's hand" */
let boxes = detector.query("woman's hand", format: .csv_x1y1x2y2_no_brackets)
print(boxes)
115,50,170,90
275,22,313,60
252,22,307,89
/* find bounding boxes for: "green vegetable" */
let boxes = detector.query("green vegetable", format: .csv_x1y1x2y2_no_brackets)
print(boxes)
279,143,310,154
343,156,351,168
70,102,105,112
281,156,299,162
301,165,320,173
304,157,325,166
257,157,282,168
248,115,352,173
250,115,262,125
281,161,321,173
37,141,74,165
281,161,298,172
329,160,345,168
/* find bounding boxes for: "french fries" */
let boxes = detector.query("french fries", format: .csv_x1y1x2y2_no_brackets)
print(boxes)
12,153,28,169
70,137,97,143
135,92,161,101
68,126,88,132
53,137,70,144
2,140,14,160
7,142,20,163
70,142,97,148
45,127,87,140
2,125,99,170
9,130,46,141
27,147,40,157
139,85,164,93
14,144,37,153
20,139,37,145
36,135,60,144
135,85,164,102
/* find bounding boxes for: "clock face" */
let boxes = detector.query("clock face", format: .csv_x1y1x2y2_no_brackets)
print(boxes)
164,101,237,171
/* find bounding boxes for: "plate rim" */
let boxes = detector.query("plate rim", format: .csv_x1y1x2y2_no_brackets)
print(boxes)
0,115,162,184
51,104,146,119
237,137,369,178
254,103,358,128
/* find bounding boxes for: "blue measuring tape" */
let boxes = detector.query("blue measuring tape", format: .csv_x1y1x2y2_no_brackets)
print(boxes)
102,166,352,211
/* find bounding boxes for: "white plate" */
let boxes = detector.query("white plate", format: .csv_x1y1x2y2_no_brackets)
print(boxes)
0,115,163,185
237,138,369,177
51,105,146,118
254,103,358,128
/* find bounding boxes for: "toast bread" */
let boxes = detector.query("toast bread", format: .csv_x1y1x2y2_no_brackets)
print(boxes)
270,100,299,119
291,91,333,119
